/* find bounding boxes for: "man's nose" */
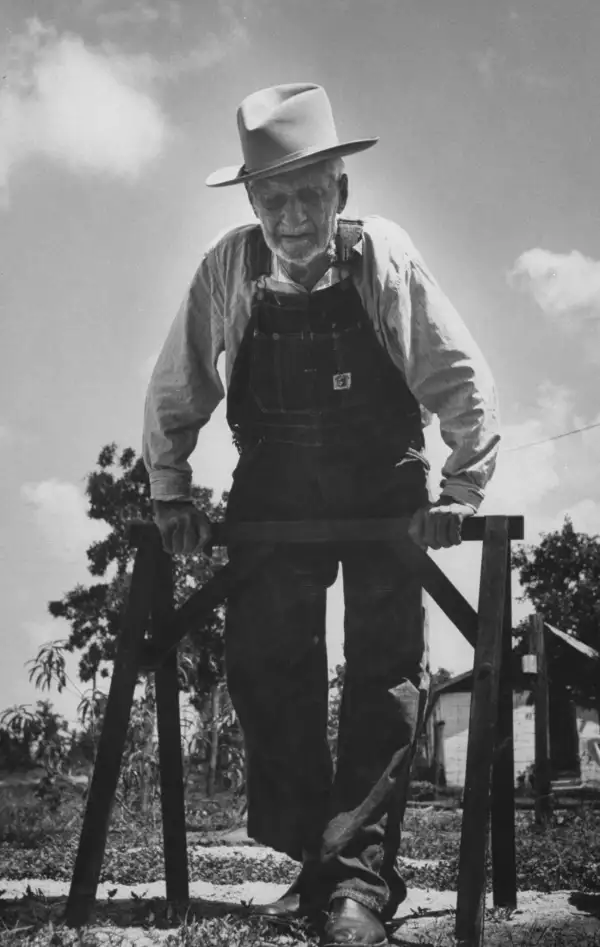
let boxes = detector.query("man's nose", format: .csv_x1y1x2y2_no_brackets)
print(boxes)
280,197,308,227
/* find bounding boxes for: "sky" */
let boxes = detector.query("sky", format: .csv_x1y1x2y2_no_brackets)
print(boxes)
2,0,600,727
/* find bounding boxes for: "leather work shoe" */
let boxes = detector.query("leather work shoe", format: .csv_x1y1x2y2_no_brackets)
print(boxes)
251,879,303,919
250,862,327,921
321,898,388,946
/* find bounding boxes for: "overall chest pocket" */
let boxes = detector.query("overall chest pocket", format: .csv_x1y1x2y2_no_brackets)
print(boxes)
249,324,380,416
249,332,313,414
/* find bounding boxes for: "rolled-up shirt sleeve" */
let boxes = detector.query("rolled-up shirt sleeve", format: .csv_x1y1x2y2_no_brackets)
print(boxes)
142,249,226,501
405,251,500,510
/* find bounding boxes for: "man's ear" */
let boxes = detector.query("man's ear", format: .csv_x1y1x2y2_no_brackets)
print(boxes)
337,174,349,214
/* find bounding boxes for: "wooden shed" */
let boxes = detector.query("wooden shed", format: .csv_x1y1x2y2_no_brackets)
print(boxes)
425,625,600,790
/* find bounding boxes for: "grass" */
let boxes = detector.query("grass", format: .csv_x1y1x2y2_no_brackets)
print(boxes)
0,774,599,945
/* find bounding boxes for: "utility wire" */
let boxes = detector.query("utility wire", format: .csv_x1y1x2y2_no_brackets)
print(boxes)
503,419,600,453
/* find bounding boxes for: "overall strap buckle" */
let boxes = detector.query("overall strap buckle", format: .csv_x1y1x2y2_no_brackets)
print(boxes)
335,218,364,264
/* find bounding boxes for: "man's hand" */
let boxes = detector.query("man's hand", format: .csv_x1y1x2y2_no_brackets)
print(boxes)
153,500,212,556
408,500,474,550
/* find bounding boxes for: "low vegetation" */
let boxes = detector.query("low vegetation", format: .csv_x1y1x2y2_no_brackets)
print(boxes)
1,774,599,945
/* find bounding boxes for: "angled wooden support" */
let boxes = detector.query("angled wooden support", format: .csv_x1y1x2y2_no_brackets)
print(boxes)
455,517,510,947
65,533,159,927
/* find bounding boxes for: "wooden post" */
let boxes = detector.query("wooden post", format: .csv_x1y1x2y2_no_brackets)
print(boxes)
433,720,446,788
207,683,222,798
490,548,517,907
455,517,509,947
152,543,190,904
65,538,157,927
533,613,552,826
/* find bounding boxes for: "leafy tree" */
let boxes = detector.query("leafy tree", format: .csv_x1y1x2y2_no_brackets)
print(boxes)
40,443,240,796
328,663,346,766
512,517,600,711
0,701,71,775
47,443,228,693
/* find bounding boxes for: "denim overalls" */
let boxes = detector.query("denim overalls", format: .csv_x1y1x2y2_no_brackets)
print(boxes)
224,221,431,916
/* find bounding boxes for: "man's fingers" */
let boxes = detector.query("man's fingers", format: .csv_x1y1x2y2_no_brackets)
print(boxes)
160,517,177,554
165,513,212,557
447,514,463,547
409,508,466,550
425,514,443,550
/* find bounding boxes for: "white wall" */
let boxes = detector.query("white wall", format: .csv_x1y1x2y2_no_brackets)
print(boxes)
430,690,600,789
578,708,600,784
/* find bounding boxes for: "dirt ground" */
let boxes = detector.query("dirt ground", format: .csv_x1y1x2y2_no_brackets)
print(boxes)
1,853,599,945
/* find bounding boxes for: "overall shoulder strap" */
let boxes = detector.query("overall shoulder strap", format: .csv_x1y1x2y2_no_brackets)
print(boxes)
335,218,364,263
245,225,272,281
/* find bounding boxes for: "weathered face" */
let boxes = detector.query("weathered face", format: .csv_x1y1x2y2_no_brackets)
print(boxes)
248,164,347,266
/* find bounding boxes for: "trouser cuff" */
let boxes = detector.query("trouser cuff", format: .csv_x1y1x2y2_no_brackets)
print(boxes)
329,886,386,916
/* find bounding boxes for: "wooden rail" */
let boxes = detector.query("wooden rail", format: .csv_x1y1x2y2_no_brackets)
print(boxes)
65,514,522,946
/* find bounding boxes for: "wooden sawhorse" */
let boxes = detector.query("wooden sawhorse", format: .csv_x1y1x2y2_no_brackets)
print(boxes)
65,514,524,946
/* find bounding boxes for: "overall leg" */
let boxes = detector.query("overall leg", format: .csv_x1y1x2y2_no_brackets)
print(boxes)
324,545,429,915
225,541,337,860
224,444,339,864
320,457,431,919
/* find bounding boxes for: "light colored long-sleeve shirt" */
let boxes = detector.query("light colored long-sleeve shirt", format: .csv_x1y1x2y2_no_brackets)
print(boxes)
143,215,500,510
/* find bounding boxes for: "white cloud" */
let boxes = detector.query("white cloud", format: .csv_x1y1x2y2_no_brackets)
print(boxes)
508,247,600,319
420,382,589,673
0,19,169,195
424,382,574,532
21,478,110,564
536,497,600,539
0,424,11,445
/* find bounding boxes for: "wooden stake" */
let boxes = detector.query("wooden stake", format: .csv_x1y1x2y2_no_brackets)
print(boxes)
490,548,517,908
533,613,552,826
456,517,509,947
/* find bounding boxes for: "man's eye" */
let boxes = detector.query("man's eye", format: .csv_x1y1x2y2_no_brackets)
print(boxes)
297,188,322,204
261,193,287,211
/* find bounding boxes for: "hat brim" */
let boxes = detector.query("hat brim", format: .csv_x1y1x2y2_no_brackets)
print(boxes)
205,137,379,188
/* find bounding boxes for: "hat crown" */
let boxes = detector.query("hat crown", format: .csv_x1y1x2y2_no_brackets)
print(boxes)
236,83,339,173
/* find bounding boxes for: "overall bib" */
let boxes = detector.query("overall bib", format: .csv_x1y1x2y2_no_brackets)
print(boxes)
224,222,431,915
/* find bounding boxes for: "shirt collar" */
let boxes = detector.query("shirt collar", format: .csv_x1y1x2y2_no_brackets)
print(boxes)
268,222,362,293
270,255,341,293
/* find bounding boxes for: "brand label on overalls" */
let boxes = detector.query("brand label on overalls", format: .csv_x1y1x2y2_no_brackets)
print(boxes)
333,373,352,391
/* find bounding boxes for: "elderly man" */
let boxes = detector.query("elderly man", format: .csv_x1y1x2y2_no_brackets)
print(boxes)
143,83,500,947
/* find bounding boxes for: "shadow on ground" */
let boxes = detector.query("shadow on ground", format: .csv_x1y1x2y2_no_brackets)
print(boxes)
1,890,599,945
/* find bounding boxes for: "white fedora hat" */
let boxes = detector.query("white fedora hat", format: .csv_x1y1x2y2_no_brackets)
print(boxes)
206,82,378,188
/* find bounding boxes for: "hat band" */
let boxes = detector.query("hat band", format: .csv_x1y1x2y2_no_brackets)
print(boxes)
244,142,340,175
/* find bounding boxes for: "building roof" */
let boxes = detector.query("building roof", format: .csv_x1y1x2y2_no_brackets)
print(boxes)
431,670,473,696
545,622,599,661
430,622,598,701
